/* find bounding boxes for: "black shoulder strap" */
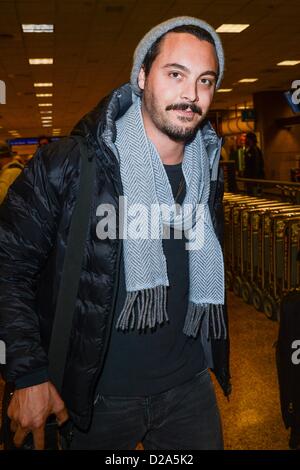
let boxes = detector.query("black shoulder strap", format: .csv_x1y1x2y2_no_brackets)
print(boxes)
48,136,95,392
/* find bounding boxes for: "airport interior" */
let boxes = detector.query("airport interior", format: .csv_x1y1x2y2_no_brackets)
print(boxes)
1,0,300,452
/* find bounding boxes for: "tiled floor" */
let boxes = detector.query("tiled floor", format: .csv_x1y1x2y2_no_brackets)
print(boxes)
214,291,289,450
0,291,290,450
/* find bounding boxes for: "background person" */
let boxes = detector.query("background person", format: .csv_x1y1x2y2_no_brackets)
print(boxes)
244,132,265,195
0,142,24,205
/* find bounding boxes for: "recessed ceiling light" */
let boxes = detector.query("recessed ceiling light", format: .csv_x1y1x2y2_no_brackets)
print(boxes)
42,124,52,127
217,88,233,92
216,24,250,33
22,24,54,33
277,60,300,66
40,110,52,114
238,78,258,83
29,58,53,65
36,93,53,97
41,118,52,121
53,129,61,131
34,83,53,87
38,103,52,107
8,130,18,133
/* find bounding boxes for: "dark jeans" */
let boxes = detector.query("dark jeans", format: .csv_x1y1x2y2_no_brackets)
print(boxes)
61,369,223,450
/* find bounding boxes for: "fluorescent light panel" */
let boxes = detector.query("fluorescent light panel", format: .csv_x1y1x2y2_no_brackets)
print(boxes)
22,24,54,33
34,83,53,87
277,60,300,66
40,110,52,114
36,93,53,97
217,88,233,92
29,58,53,65
38,103,52,107
216,24,249,33
238,78,258,83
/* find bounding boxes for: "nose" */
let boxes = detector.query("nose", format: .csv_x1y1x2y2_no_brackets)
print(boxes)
180,80,199,103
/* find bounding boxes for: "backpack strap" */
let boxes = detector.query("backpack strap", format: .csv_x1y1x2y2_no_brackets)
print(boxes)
48,136,95,392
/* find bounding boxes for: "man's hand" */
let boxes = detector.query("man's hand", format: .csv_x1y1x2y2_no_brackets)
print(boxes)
7,381,69,450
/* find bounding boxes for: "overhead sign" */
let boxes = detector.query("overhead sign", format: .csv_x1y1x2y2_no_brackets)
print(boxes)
8,137,61,146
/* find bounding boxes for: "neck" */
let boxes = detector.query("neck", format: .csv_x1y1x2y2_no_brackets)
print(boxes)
141,104,184,165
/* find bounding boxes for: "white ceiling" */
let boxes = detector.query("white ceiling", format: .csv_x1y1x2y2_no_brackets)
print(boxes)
0,0,300,139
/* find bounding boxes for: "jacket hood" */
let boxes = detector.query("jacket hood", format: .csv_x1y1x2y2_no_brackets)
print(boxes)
71,83,133,159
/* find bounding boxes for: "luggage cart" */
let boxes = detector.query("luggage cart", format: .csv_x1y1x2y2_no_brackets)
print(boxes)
240,202,292,305
246,203,295,311
283,217,300,292
264,212,300,320
223,194,265,290
231,199,287,298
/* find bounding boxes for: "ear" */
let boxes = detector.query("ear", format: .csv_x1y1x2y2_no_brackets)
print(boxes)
138,67,146,91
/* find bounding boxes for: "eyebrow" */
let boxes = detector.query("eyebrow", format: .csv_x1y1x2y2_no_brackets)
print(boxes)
163,63,218,79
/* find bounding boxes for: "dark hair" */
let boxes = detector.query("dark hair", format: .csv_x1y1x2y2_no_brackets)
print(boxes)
38,135,51,145
246,132,257,143
142,25,217,77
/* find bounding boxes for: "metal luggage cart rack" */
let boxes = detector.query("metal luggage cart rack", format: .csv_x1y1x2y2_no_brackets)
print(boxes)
223,192,300,320
236,178,300,204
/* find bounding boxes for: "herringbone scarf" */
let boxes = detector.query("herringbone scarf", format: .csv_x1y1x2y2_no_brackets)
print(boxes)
114,98,226,339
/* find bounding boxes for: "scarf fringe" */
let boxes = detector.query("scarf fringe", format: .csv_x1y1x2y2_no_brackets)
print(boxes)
116,286,169,331
183,302,227,339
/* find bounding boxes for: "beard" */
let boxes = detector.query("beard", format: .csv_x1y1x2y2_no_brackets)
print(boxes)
142,87,204,143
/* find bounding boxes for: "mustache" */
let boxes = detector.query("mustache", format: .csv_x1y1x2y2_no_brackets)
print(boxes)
166,103,202,115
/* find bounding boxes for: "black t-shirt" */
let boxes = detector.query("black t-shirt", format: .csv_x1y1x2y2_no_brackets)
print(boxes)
96,162,206,396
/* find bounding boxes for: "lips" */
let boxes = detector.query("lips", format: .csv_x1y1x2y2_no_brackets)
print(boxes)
173,108,195,117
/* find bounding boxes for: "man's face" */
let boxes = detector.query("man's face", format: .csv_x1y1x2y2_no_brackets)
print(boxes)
138,32,218,142
39,138,50,146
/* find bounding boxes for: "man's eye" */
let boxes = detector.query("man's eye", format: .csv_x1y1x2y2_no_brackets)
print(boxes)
169,72,181,79
200,78,213,86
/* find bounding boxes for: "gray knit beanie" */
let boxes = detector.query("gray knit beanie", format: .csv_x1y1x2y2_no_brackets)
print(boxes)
130,16,224,96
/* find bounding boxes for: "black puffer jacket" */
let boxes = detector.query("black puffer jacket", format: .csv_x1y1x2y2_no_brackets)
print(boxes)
0,84,230,430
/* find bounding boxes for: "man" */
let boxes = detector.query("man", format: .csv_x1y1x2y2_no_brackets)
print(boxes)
0,16,230,450
244,132,265,195
37,135,51,147
0,142,24,204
